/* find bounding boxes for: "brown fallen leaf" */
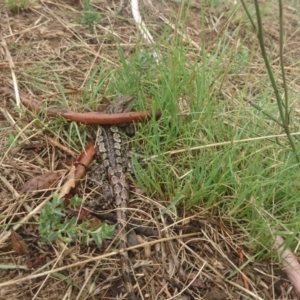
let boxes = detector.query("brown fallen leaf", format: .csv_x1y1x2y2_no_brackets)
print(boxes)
20,170,66,193
89,215,102,228
11,229,29,255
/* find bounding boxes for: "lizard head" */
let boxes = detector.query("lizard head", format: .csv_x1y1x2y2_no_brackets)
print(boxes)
105,96,134,114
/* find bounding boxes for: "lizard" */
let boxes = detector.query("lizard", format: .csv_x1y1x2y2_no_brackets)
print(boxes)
93,95,136,300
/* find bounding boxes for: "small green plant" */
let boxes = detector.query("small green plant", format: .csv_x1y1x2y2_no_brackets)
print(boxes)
76,0,101,33
7,133,18,147
230,48,250,74
38,194,114,248
5,0,33,12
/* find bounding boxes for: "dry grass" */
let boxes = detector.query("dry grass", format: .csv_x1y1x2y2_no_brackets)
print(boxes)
1,0,300,299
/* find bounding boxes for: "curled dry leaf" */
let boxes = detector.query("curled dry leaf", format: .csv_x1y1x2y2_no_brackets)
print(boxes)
20,170,66,193
11,229,29,255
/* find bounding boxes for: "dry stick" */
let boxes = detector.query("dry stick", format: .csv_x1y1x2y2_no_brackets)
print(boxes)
0,86,161,124
54,110,161,124
0,175,20,199
0,37,21,109
0,106,27,141
0,118,38,165
148,131,300,160
46,136,77,158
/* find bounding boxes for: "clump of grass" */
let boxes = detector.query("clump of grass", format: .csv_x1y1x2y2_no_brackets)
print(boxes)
5,0,34,12
79,2,300,256
76,0,101,33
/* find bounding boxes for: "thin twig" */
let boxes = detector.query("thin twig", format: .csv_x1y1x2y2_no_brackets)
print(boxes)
148,131,300,160
0,86,161,124
0,37,21,109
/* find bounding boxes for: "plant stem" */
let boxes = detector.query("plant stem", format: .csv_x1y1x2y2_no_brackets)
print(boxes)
253,0,299,163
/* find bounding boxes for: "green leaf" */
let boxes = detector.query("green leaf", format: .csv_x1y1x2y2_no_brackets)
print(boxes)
91,233,102,248
69,195,82,206
51,272,79,288
0,264,28,270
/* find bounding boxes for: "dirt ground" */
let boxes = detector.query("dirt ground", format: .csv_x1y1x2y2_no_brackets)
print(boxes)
1,1,300,299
